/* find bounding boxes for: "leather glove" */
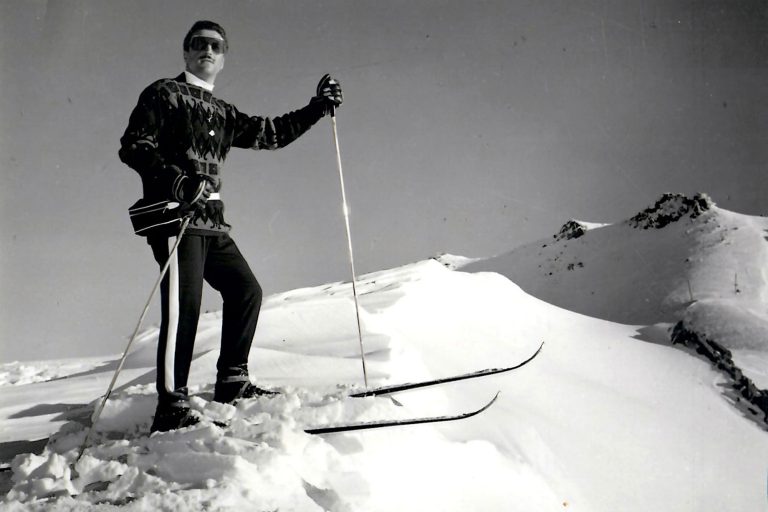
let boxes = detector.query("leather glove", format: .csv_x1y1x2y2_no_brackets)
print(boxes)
313,74,343,113
174,172,216,208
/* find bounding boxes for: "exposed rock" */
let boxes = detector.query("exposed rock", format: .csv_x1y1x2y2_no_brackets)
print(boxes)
554,220,588,241
628,193,714,230
671,321,768,424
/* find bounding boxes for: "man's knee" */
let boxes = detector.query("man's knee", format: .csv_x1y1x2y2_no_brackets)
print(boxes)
226,275,261,306
245,277,262,305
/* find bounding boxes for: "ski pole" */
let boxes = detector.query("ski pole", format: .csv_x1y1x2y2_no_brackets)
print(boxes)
75,215,193,462
329,106,369,389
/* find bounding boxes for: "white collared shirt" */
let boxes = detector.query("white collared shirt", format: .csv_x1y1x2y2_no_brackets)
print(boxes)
184,71,215,91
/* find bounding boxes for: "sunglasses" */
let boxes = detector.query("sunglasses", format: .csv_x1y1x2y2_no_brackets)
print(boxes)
189,36,227,54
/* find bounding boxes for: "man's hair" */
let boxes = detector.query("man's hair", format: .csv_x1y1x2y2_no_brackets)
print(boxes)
183,20,228,52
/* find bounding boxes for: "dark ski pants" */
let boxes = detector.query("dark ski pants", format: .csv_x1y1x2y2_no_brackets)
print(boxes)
150,233,262,405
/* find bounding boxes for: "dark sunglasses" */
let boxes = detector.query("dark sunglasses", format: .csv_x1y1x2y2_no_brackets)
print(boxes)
189,36,227,54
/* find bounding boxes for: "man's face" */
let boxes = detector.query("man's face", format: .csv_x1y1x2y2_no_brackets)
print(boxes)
183,29,226,83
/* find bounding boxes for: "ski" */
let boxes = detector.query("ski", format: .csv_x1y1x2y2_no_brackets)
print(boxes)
305,392,500,434
349,341,543,398
8,343,541,457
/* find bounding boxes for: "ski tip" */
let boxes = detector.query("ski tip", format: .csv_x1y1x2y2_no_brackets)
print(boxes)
525,341,545,361
472,391,501,416
508,342,544,371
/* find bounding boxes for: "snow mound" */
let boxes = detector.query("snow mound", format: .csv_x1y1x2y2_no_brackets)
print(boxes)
5,387,373,510
3,382,551,511
0,359,104,388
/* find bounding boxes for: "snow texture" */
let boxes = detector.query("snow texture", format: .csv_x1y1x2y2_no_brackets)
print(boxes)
2,193,768,511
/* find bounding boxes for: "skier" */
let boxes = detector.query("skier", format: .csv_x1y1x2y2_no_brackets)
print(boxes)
118,20,342,432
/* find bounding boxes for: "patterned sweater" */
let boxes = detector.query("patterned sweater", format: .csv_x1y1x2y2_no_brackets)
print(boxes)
119,73,327,236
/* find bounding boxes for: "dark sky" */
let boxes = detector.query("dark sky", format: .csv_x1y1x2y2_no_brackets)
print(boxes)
1,0,766,361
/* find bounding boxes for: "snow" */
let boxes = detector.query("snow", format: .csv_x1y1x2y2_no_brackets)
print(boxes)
0,359,104,387
466,193,768,325
2,193,768,511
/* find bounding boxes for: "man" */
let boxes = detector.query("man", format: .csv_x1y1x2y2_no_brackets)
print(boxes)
119,20,342,432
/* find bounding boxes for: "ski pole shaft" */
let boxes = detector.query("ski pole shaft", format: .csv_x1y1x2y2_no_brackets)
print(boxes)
75,215,192,462
330,107,369,388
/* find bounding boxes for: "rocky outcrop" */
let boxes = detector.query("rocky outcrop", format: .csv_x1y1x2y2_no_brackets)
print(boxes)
671,321,768,425
628,193,713,230
553,220,588,241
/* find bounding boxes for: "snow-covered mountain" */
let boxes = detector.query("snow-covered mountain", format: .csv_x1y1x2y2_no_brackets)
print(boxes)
466,193,768,327
2,193,768,511
465,193,768,417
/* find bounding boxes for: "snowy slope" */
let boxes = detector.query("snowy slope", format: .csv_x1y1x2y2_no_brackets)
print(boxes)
3,196,768,510
465,193,768,391
465,193,768,326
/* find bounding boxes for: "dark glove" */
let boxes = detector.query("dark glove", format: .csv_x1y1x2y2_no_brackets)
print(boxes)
313,74,343,114
174,172,216,208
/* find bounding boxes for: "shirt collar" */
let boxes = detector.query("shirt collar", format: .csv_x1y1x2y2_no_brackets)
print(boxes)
184,71,215,91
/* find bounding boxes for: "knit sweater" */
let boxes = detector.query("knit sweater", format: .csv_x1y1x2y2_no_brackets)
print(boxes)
119,73,327,236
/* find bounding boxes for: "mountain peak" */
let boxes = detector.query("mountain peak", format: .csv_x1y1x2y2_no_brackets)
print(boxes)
627,192,714,230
